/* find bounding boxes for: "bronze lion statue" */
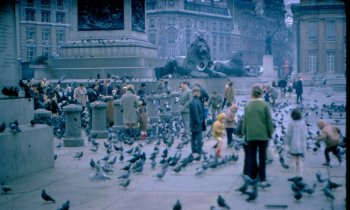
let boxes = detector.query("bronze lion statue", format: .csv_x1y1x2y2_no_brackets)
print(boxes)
155,36,257,79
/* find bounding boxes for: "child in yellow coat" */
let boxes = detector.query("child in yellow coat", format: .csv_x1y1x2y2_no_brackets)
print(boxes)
212,113,226,158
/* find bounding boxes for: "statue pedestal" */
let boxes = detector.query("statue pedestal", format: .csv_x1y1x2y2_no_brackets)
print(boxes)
261,55,276,84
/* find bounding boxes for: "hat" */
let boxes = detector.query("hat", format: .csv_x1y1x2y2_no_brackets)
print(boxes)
192,86,201,92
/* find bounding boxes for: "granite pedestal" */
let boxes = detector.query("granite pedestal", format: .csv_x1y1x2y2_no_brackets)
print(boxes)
90,101,108,138
62,104,84,147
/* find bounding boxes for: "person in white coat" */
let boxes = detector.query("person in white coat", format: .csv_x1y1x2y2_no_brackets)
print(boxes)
285,108,307,181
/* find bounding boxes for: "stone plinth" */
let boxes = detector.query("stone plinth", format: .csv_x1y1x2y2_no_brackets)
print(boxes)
112,99,124,131
34,109,52,124
169,91,181,116
0,97,34,125
90,101,108,138
261,55,277,84
63,104,84,147
145,95,159,123
34,0,160,80
0,124,54,182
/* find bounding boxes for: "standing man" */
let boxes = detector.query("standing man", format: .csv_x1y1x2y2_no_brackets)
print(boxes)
222,80,234,110
242,84,274,188
121,85,139,139
178,81,192,139
207,91,222,121
189,86,204,160
295,76,303,104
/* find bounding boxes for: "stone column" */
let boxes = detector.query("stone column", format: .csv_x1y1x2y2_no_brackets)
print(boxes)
169,91,181,116
63,104,84,147
159,93,171,121
112,99,124,131
145,94,159,123
90,101,108,138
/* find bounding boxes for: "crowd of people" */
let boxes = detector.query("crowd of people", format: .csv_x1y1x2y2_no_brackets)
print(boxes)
15,75,345,189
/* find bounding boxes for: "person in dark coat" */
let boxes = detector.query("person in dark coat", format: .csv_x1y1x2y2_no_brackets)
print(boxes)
193,83,208,131
295,76,303,104
189,86,205,159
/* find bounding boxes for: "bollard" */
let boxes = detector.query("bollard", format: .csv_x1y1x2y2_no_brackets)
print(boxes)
63,104,84,147
112,99,124,131
169,91,181,116
145,94,159,124
90,101,109,138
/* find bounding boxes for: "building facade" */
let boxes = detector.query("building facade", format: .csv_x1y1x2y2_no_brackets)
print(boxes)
291,0,346,78
18,0,70,61
145,0,233,60
232,0,292,75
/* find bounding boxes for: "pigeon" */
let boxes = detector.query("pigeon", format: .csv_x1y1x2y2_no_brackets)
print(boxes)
327,179,343,190
41,189,55,203
57,200,70,210
119,178,130,188
0,122,6,133
108,156,117,166
294,189,302,200
118,170,131,179
241,175,257,186
217,195,230,209
173,199,182,210
89,146,99,153
279,155,289,169
1,183,12,194
73,151,84,159
90,159,96,168
235,182,248,194
156,167,167,180
30,119,35,126
245,185,258,202
302,182,316,195
55,142,62,149
89,168,111,181
321,186,335,199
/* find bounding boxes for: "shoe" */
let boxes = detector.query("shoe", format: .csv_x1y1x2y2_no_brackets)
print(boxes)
215,148,221,158
322,162,330,166
212,143,218,149
258,181,271,188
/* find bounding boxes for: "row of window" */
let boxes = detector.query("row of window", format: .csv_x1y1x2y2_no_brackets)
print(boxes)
308,20,336,41
308,51,335,73
149,18,231,32
26,27,65,43
26,0,64,9
25,27,65,60
26,9,65,23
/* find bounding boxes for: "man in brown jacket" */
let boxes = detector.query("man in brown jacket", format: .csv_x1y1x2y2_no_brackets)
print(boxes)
316,119,342,166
